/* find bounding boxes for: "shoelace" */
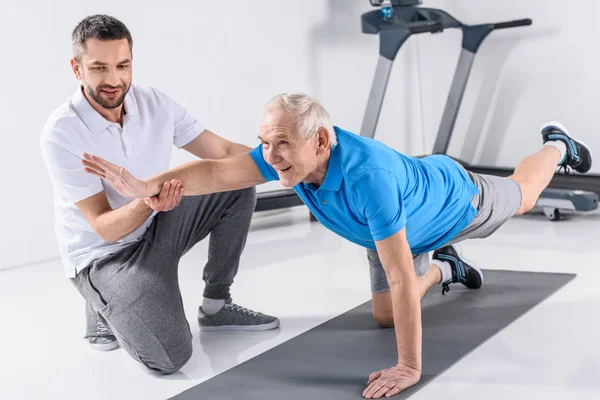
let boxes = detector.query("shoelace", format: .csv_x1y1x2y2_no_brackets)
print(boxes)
441,282,450,295
224,303,259,317
559,164,572,175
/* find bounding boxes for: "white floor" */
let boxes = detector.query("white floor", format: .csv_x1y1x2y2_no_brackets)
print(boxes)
2,206,600,400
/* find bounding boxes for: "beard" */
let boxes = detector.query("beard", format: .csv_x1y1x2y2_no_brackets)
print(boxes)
85,83,130,109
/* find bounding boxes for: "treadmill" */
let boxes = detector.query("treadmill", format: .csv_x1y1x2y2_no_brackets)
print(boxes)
360,0,599,221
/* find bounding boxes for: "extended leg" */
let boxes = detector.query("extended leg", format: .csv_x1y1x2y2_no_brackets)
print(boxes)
508,121,593,215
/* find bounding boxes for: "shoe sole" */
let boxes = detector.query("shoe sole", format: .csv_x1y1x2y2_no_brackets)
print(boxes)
541,121,593,172
199,319,281,332
88,340,119,351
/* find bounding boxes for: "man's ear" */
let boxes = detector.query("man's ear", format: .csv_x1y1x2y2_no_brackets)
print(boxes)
316,127,331,154
70,57,82,80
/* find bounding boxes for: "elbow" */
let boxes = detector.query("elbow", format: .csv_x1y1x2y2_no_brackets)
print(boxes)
91,224,120,244
102,235,119,244
97,230,119,244
223,144,236,159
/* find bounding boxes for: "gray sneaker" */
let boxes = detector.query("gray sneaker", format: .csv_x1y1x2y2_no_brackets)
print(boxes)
198,300,280,332
85,312,119,351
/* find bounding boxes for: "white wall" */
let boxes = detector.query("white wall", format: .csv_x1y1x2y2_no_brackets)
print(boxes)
4,0,598,271
0,0,421,270
415,0,600,170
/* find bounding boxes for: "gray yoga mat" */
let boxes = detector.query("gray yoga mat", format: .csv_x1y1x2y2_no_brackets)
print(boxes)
172,270,574,400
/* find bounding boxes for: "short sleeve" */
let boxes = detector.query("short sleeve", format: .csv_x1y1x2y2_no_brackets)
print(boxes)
351,169,406,241
162,93,205,148
249,144,279,182
40,134,103,204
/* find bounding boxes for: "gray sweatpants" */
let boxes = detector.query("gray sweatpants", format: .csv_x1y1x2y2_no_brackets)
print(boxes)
368,171,522,293
71,187,256,373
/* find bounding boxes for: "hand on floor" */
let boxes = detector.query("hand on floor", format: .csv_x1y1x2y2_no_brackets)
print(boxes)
363,364,421,399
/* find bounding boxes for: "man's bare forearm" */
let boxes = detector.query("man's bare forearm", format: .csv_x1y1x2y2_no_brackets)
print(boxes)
144,159,222,196
389,276,422,371
226,142,252,157
95,199,153,243
144,155,263,197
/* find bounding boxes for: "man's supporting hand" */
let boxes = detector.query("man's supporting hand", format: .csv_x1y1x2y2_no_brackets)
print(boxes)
363,363,421,399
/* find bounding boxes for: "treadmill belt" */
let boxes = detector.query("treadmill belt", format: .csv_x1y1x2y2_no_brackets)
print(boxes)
171,270,574,399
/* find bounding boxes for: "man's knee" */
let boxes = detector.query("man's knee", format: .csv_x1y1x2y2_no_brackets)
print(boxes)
372,309,394,328
120,328,193,375
508,177,537,215
516,196,537,215
232,186,257,212
371,291,394,328
519,193,538,214
238,186,257,202
147,338,193,375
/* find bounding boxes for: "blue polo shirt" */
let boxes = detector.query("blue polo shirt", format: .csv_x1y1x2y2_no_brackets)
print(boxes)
249,127,479,254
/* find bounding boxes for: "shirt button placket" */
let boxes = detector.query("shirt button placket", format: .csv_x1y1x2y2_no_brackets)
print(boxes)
120,126,134,158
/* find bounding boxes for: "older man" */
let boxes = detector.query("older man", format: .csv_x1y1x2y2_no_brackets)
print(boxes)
82,93,592,398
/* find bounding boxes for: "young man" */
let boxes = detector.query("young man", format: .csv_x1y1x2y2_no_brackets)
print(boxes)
40,15,278,374
81,92,592,397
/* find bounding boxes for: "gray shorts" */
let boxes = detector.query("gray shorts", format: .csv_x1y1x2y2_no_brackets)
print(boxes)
368,171,523,293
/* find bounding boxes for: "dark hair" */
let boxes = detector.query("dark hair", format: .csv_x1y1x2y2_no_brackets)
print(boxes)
71,15,133,60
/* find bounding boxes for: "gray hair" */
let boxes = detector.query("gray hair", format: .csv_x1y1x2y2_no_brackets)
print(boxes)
72,15,133,60
265,93,337,147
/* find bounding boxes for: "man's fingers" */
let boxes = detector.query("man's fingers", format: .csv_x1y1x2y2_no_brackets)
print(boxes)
150,183,166,211
384,385,404,398
368,371,382,385
82,158,121,183
160,181,170,197
83,153,115,172
82,163,105,177
363,381,383,399
87,153,120,176
83,167,106,180
164,182,174,208
90,154,108,166
118,166,128,180
144,180,183,212
167,180,177,201
166,180,181,210
176,187,184,206
372,384,393,399
81,159,105,175
170,182,181,209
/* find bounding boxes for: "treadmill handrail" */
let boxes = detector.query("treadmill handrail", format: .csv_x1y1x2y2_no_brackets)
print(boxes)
493,18,532,30
409,22,444,34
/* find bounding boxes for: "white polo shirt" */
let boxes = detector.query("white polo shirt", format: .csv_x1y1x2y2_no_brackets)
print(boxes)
40,84,204,278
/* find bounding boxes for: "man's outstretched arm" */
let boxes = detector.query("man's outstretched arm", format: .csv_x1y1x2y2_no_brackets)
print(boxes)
81,152,266,199
363,228,422,399
182,129,252,159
